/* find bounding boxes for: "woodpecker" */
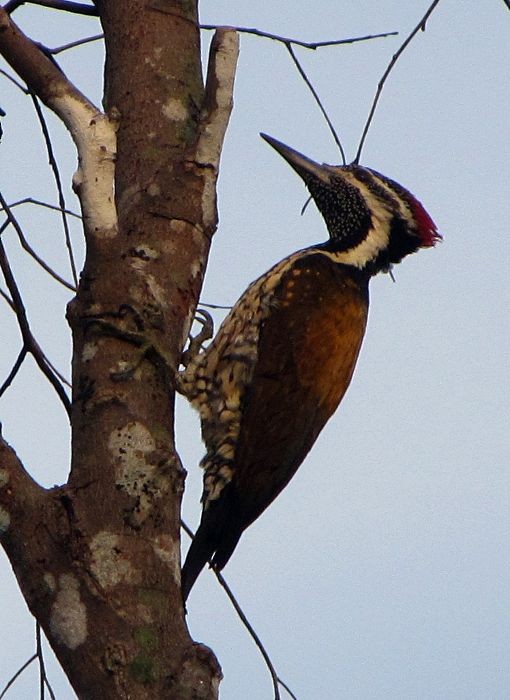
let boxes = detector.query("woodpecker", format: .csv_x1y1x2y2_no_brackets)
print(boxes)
179,134,440,601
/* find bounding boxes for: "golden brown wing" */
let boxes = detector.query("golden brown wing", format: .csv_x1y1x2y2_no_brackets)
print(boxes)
212,254,369,568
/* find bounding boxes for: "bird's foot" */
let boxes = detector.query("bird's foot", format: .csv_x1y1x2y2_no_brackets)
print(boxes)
180,308,214,369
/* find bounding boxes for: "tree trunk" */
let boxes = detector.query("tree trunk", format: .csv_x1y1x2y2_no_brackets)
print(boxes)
0,1,238,697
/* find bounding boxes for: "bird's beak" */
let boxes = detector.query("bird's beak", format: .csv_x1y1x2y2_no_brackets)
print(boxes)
260,133,330,184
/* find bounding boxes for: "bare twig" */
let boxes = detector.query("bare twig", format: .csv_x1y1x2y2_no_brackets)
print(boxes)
50,33,103,55
300,196,312,216
35,623,56,700
0,654,37,699
355,0,442,163
0,66,28,93
200,25,397,51
200,301,232,311
0,218,72,390
0,192,76,291
5,0,97,16
0,345,28,399
35,25,397,58
0,235,71,417
286,43,346,164
37,623,44,700
0,286,15,311
30,94,79,286
215,570,297,700
181,520,297,700
43,356,71,388
7,197,81,219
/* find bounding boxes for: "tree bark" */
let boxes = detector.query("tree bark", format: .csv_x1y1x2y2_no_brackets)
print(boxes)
0,1,238,697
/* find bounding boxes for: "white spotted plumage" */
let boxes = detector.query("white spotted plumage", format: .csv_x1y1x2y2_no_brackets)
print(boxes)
178,248,351,506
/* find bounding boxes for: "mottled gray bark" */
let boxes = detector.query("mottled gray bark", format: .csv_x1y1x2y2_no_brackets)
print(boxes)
0,2,238,697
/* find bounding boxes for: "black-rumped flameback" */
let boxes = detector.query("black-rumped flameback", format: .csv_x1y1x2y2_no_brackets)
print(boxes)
179,134,441,601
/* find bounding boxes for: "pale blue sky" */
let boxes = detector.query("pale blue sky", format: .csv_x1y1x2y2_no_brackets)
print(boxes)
1,2,509,698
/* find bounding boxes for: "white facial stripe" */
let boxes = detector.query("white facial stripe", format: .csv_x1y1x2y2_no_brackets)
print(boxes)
364,169,415,223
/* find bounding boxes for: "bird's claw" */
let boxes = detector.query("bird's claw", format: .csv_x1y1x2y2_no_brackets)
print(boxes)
181,308,214,368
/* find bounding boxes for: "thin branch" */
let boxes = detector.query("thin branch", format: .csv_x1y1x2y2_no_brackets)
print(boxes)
355,0,442,163
276,678,298,700
0,234,71,417
30,94,79,286
0,66,29,93
0,192,76,291
286,43,346,164
0,7,91,102
200,25,397,51
0,345,28,399
0,286,15,312
7,197,81,219
0,654,37,699
215,570,297,700
34,26,397,58
37,624,44,700
0,213,72,394
5,0,97,15
200,301,232,311
50,33,103,55
36,623,56,700
181,520,297,700
42,355,71,389
0,222,70,391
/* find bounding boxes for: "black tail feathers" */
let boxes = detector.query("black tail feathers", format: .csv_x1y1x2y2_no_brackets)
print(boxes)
181,527,213,603
181,495,244,602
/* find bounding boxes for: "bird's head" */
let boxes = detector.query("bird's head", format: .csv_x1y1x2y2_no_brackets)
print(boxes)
261,133,441,274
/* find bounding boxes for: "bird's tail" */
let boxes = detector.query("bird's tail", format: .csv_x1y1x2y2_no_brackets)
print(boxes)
181,494,244,602
181,519,217,603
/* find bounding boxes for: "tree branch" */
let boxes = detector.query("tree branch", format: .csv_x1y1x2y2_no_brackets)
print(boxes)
285,42,346,163
6,197,81,219
0,345,27,399
0,284,15,311
0,7,117,237
30,94,79,287
0,232,72,415
200,25,397,50
195,28,239,231
0,653,37,699
181,520,297,700
0,191,76,291
4,0,97,16
0,431,46,547
355,0,442,163
36,623,57,700
50,33,103,55
0,66,28,93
